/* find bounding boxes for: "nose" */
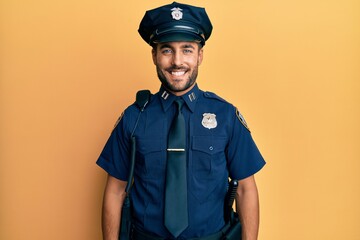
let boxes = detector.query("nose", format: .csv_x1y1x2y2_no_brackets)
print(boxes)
172,51,183,67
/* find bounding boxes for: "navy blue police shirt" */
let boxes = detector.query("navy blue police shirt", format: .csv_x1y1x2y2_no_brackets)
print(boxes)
96,84,265,238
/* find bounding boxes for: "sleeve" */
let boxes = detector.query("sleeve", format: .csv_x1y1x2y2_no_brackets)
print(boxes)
226,107,266,180
96,110,132,181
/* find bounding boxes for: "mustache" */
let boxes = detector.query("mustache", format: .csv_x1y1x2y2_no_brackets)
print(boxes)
166,65,189,72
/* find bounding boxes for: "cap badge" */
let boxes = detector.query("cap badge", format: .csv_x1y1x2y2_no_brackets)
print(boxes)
202,113,217,129
171,7,183,20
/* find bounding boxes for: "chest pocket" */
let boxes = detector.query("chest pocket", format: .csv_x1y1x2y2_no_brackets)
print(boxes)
191,136,228,202
136,137,166,179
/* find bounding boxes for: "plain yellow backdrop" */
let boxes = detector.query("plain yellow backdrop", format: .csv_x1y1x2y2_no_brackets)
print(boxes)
1,0,359,239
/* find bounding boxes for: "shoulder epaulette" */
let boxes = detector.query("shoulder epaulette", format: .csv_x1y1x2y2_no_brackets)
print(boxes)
203,91,227,103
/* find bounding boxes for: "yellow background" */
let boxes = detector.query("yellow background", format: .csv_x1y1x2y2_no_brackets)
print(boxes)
1,0,359,239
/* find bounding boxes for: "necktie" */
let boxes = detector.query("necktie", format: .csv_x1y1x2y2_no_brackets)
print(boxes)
164,99,188,237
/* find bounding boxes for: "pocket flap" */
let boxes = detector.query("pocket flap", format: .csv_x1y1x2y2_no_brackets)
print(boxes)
192,136,227,154
137,137,165,154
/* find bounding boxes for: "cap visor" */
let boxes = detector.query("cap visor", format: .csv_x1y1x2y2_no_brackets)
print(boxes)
154,32,202,43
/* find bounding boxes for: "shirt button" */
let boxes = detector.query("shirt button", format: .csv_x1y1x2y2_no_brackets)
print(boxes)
209,146,213,151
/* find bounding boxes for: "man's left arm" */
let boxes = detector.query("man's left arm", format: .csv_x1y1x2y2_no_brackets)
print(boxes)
236,175,260,240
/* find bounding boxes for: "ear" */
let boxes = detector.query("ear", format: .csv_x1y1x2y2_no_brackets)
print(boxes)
198,48,204,66
151,48,157,65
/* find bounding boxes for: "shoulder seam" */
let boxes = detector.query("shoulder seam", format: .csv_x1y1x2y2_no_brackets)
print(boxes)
203,91,228,103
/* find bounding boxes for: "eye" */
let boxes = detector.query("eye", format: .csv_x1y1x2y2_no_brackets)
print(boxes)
183,49,193,54
162,49,173,54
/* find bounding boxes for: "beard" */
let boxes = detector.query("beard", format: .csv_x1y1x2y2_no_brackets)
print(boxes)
156,64,199,93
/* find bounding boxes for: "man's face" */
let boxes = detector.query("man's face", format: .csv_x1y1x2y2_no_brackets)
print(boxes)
152,41,203,96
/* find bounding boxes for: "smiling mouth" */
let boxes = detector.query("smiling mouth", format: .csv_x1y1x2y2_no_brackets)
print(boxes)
171,71,186,76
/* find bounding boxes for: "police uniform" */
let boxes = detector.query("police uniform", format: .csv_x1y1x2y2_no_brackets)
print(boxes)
97,2,265,239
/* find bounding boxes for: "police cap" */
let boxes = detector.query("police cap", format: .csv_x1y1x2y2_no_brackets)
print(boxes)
138,2,213,46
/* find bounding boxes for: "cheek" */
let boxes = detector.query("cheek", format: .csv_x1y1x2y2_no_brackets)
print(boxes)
186,55,200,66
156,57,171,68
189,59,199,68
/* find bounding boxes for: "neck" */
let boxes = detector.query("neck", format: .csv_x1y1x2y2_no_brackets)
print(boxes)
163,83,196,97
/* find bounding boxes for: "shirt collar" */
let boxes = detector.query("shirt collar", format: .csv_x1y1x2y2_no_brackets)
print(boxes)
159,84,199,113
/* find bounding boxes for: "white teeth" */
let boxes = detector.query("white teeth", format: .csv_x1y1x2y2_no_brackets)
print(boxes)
171,71,185,76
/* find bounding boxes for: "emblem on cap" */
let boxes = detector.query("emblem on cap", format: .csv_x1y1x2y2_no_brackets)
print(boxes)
202,113,217,129
171,7,183,20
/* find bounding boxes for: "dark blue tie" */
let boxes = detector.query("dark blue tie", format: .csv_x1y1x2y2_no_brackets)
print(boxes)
164,99,188,237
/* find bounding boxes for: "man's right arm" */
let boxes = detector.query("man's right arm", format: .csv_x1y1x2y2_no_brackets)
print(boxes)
102,174,127,240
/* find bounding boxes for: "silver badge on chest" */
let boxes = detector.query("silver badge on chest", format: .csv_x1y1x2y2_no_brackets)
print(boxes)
202,113,217,129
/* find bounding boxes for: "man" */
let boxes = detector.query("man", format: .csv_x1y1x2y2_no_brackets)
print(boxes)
97,2,265,240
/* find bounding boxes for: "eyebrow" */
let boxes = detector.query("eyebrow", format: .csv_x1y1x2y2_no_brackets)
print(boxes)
159,43,196,50
181,44,195,49
159,44,172,49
